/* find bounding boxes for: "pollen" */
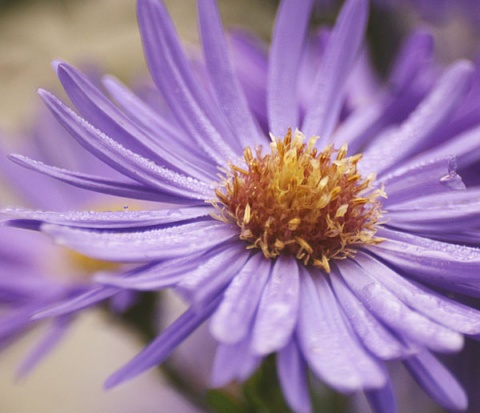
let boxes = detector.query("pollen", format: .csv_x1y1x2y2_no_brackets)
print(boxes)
212,129,386,272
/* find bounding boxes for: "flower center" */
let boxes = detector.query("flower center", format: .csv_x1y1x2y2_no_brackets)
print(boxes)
212,129,386,272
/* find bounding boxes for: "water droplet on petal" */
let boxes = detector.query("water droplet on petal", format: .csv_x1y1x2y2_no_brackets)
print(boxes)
440,172,465,190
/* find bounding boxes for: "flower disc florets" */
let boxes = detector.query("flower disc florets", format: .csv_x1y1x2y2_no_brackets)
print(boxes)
213,129,386,272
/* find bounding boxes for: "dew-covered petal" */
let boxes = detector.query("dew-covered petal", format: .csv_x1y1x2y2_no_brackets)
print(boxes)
105,295,222,389
364,378,398,413
8,154,199,204
355,251,480,335
403,350,467,411
405,124,480,172
210,253,271,344
102,75,217,179
297,269,386,392
137,0,238,163
380,157,465,207
302,0,369,142
338,258,464,353
370,228,480,296
362,61,474,175
39,220,237,262
211,334,261,387
56,63,215,181
17,315,73,378
1,205,212,230
387,188,480,233
277,338,311,413
329,269,412,360
251,256,300,355
267,0,315,135
40,90,212,199
198,0,261,148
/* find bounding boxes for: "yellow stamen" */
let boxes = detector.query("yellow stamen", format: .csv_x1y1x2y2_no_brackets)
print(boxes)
211,129,386,272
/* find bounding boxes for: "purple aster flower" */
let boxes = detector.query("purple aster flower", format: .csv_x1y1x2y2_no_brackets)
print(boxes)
3,0,480,412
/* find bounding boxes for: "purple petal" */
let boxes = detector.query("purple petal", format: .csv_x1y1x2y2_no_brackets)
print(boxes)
354,251,480,335
94,260,187,290
40,90,212,199
387,188,480,233
267,0,315,135
297,268,386,392
198,0,261,148
277,339,311,413
210,253,271,344
329,270,412,360
388,31,434,92
251,256,300,355
137,0,238,163
404,350,467,411
17,315,73,377
364,378,398,413
302,0,369,142
105,295,222,389
9,154,196,204
229,30,269,132
175,242,249,306
362,61,474,175
56,63,215,181
102,75,218,179
33,286,118,319
406,123,480,172
380,157,465,207
338,258,464,353
1,205,212,229
40,220,238,262
211,334,261,387
370,228,480,296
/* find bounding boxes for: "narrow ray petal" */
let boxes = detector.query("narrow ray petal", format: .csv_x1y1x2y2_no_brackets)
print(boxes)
355,251,480,335
17,315,73,378
210,253,271,344
297,270,386,392
9,154,198,204
370,228,480,296
404,351,467,411
105,295,222,389
198,0,261,147
1,205,211,229
102,75,217,178
302,0,369,142
364,378,398,413
211,334,261,387
277,339,311,413
56,63,214,181
338,258,464,353
251,256,300,355
175,242,249,305
380,157,465,207
362,61,474,175
137,0,238,163
40,90,212,198
40,220,237,262
267,0,315,135
330,270,412,360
